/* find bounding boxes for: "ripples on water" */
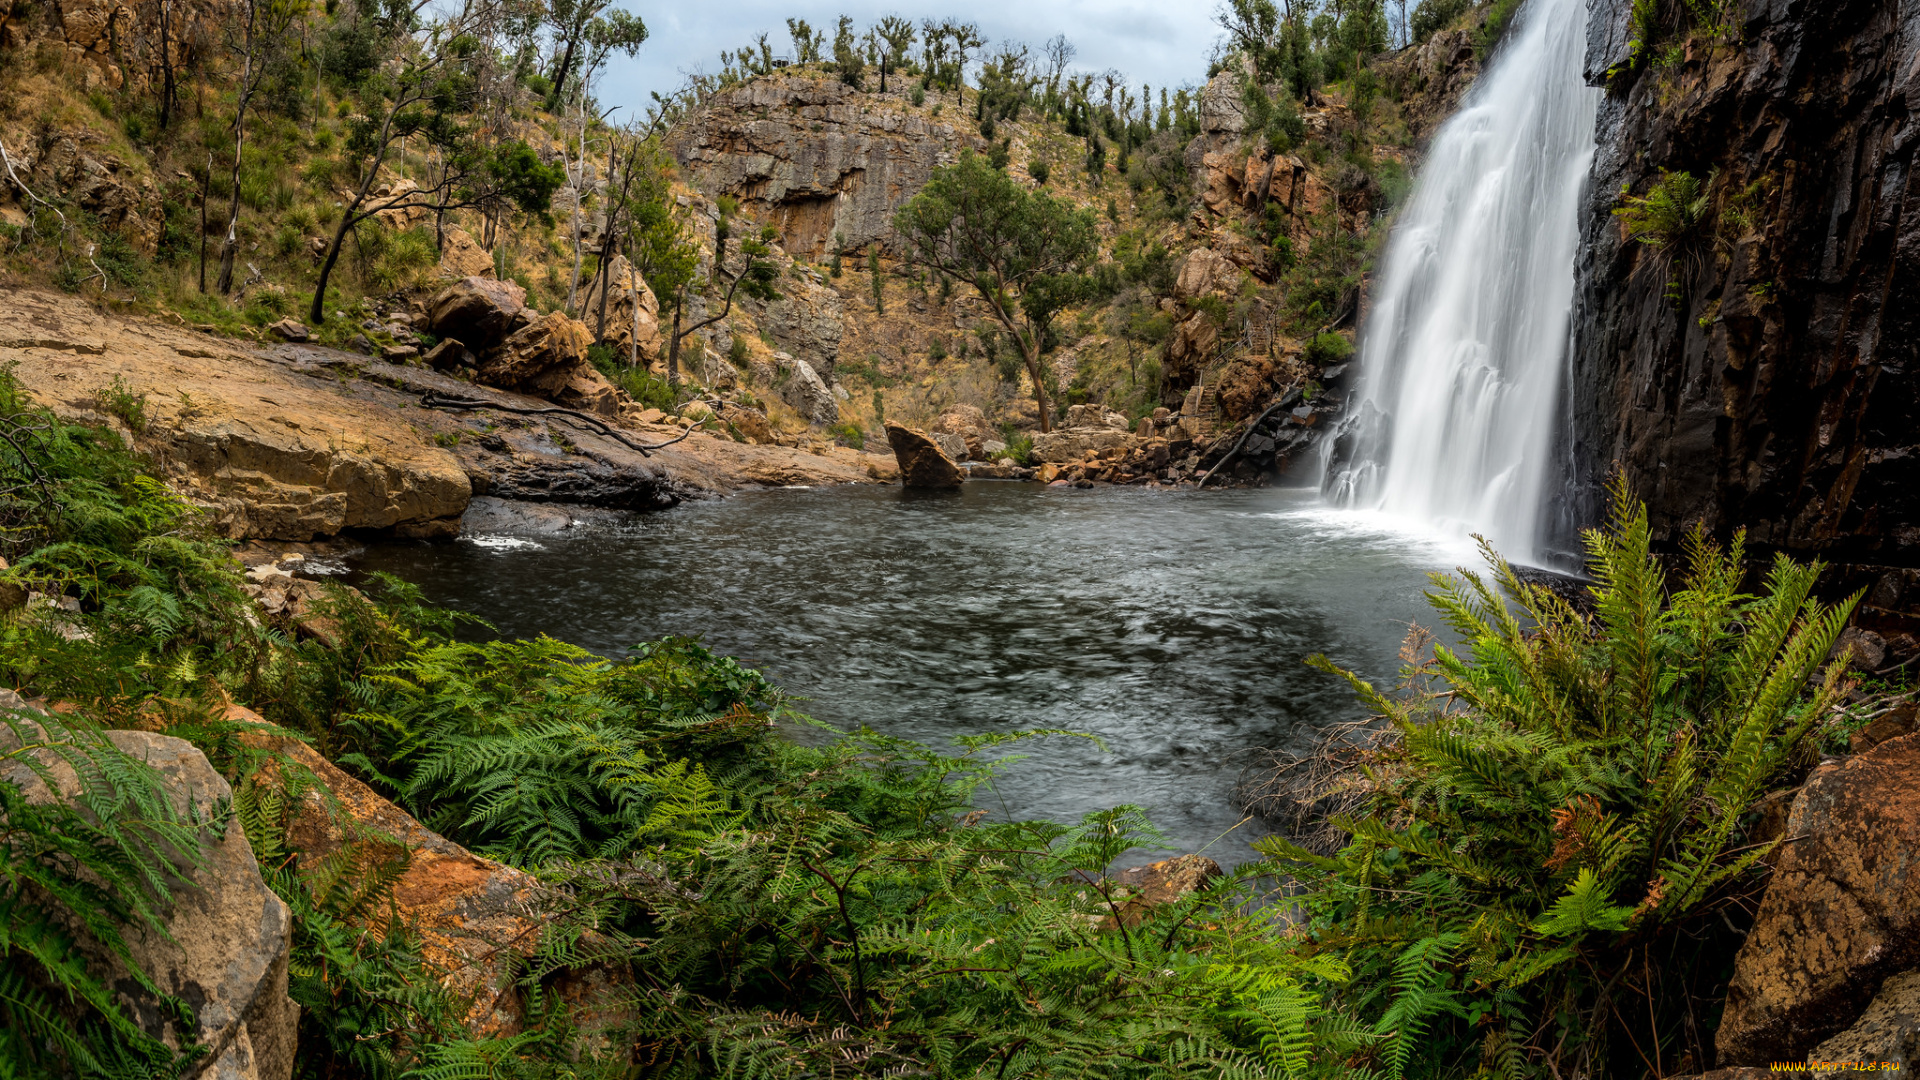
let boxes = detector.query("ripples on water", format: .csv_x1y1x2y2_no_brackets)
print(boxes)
350,483,1477,866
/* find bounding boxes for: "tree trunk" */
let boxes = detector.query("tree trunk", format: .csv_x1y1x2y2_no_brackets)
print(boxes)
158,0,173,130
546,33,579,112
197,152,209,293
216,0,257,295
565,104,586,314
1024,349,1052,433
667,294,683,386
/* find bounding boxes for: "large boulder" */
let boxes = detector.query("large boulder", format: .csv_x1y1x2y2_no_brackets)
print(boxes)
227,705,621,1039
885,422,963,489
1717,733,1920,1063
933,404,990,459
427,276,529,352
0,695,298,1080
476,311,619,416
436,227,494,280
1030,427,1131,464
776,352,838,427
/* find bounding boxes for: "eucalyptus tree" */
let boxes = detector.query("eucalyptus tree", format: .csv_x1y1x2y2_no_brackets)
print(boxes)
307,24,564,325
543,0,647,111
895,151,1098,432
213,0,305,294
873,15,915,92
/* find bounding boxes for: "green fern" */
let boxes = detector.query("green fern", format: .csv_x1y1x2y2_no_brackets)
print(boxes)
1268,477,1861,1078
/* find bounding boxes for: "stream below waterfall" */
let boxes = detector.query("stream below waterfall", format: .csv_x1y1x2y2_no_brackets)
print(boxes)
348,483,1476,867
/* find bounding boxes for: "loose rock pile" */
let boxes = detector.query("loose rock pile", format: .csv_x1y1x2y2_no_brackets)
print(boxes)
427,277,621,415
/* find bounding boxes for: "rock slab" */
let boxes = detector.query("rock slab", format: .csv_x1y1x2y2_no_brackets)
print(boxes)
1718,733,1920,1063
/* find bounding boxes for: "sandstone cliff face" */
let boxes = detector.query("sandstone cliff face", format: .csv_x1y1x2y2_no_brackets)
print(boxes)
1566,0,1920,600
668,73,980,260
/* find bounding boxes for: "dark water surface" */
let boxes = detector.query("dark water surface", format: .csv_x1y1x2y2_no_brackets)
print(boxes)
349,482,1474,866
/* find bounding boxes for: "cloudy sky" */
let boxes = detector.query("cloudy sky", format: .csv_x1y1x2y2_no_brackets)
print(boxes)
594,0,1225,117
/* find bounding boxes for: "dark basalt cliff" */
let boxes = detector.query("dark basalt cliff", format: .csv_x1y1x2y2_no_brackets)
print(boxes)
1565,0,1920,618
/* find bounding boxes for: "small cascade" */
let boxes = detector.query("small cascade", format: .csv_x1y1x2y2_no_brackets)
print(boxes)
1323,0,1599,565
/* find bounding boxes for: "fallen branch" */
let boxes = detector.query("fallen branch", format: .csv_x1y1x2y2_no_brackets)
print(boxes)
417,390,712,455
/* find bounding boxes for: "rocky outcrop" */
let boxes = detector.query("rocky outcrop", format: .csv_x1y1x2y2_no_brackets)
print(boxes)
775,351,838,426
737,262,844,379
428,276,532,352
885,422,962,489
226,705,622,1039
0,123,162,250
667,72,980,259
1811,969,1920,1068
425,280,620,415
1,694,298,1080
479,311,620,416
1567,0,1920,609
436,226,495,279
1031,405,1133,463
577,254,662,361
1717,733,1920,1063
3,291,470,540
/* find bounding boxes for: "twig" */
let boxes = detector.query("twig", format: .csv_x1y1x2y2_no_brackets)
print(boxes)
0,139,68,231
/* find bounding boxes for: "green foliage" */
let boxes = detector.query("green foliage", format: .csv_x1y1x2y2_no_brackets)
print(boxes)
1614,169,1712,251
1304,331,1353,368
1266,479,1861,1078
827,421,866,449
1410,0,1472,43
92,375,149,435
1615,169,1715,304
0,706,214,1078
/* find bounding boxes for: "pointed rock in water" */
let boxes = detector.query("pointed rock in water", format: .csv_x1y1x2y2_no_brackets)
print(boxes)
885,422,963,489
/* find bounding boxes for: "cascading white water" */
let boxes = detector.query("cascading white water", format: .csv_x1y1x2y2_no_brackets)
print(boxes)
1323,0,1598,565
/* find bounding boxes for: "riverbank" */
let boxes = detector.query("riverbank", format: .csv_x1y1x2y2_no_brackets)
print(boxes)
3,289,901,543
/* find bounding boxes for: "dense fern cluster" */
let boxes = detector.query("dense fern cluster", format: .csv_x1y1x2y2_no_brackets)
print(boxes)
0,364,1884,1079
1263,479,1860,1078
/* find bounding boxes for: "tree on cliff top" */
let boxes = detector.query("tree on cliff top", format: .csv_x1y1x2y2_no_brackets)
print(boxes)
895,151,1097,433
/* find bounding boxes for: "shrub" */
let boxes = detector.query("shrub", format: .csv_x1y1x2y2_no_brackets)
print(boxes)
826,420,865,449
1304,331,1354,367
92,374,148,433
1028,158,1050,185
1265,481,1861,1079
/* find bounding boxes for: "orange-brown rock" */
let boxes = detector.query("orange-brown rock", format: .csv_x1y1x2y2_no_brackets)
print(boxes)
475,311,619,416
1105,855,1225,928
933,404,990,459
226,704,620,1039
435,226,494,279
1717,733,1920,1063
428,276,529,352
885,422,962,489
2,290,469,541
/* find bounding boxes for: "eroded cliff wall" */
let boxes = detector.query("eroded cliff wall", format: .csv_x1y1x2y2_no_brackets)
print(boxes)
1567,0,1920,614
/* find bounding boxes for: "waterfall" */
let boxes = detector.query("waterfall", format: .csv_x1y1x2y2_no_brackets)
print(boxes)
1323,0,1598,565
